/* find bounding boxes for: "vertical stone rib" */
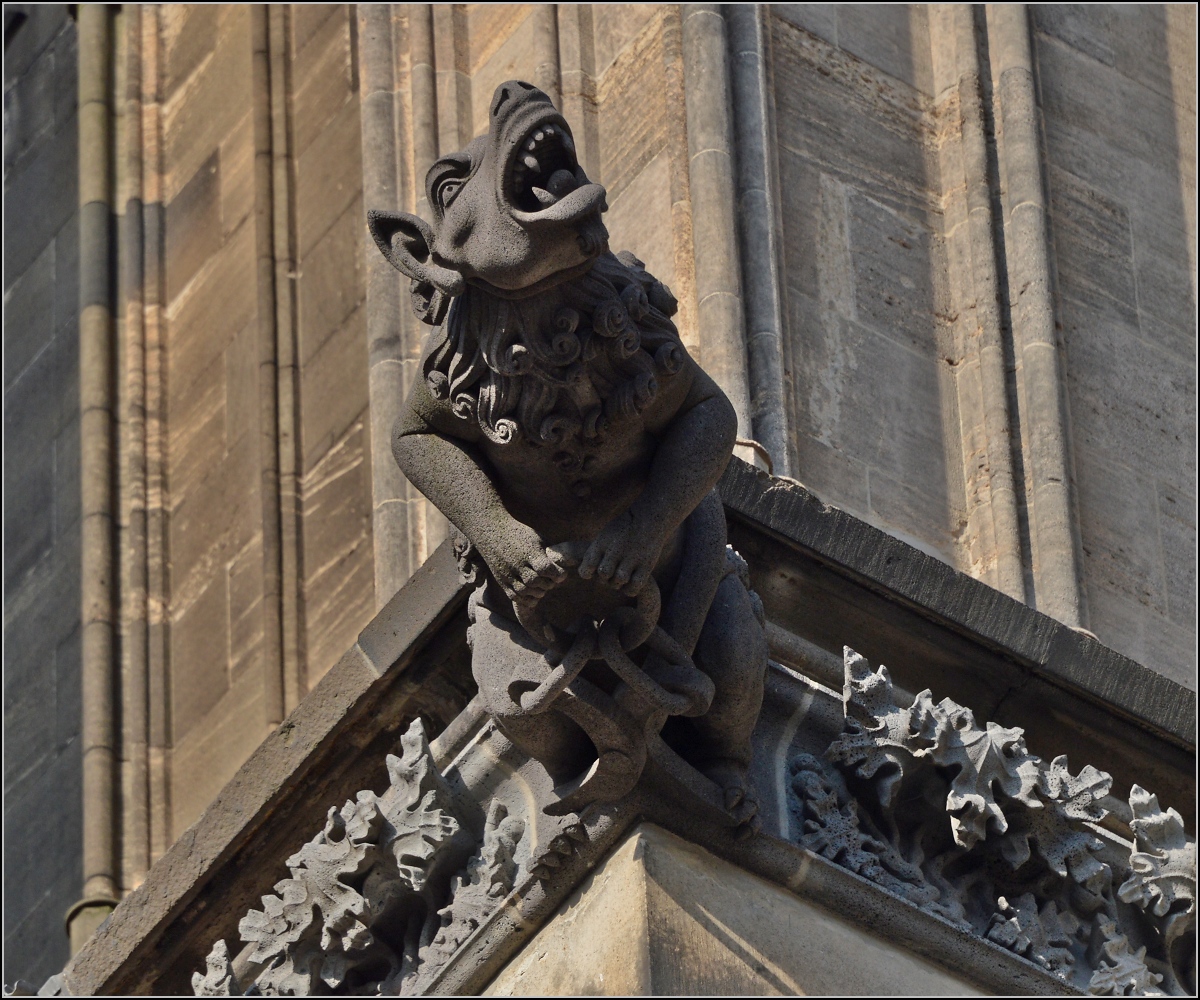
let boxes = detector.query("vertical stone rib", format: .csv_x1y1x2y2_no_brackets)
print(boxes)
362,3,416,605
661,6,698,360
410,4,438,218
953,5,1024,600
268,4,305,711
531,3,561,110
433,4,472,151
988,4,1084,626
407,5,449,570
726,4,790,476
556,4,600,182
680,4,753,449
75,1,119,934
141,0,172,866
250,5,286,725
118,2,151,894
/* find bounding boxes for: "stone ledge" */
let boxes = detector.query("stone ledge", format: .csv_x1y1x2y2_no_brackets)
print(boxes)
718,458,1196,749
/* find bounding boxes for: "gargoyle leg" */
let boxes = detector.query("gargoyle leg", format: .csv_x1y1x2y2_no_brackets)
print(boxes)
689,573,769,777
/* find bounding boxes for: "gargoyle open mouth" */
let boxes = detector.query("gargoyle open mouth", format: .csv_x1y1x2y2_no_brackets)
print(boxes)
506,119,594,217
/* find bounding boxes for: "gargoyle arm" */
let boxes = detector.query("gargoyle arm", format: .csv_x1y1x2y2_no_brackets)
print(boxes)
576,359,737,590
633,360,738,536
392,373,567,600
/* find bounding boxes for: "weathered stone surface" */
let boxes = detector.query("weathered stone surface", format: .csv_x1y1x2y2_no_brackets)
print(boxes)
2,741,83,988
296,201,365,370
487,823,987,996
165,220,257,400
170,666,269,838
164,152,222,304
595,15,668,209
290,6,355,160
771,14,961,577
158,3,219,104
1035,3,1197,682
485,828,652,996
2,112,77,285
603,150,676,295
221,322,258,454
2,11,82,984
160,5,252,205
2,240,54,388
836,4,931,94
295,97,362,259
302,419,374,685
298,305,368,472
216,114,254,243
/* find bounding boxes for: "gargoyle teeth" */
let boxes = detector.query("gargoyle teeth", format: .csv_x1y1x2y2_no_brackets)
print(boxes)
508,120,581,212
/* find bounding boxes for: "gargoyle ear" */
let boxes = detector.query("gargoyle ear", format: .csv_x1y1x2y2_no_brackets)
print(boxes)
367,209,465,325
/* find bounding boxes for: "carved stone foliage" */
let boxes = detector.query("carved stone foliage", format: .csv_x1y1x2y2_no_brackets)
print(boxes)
192,721,526,997
787,649,1196,997
1117,788,1197,994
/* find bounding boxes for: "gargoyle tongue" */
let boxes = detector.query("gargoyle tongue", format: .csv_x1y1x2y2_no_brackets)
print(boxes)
532,169,579,207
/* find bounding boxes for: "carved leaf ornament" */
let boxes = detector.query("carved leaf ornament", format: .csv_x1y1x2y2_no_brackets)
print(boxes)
791,648,1196,997
191,652,1194,997
193,721,524,997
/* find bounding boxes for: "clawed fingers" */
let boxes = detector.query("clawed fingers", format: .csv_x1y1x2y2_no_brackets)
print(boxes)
531,549,569,583
595,549,621,581
734,813,762,841
623,565,651,597
546,541,586,568
577,542,601,580
731,793,759,827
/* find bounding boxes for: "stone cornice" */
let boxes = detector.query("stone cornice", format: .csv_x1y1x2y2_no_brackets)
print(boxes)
48,460,1194,996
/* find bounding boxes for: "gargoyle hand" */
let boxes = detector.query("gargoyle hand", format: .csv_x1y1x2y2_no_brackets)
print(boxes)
479,524,569,606
577,509,664,596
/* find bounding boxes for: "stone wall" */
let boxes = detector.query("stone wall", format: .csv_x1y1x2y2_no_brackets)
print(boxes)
1032,5,1197,685
2,5,83,986
770,6,960,567
765,4,1196,683
156,0,274,844
138,3,375,843
290,5,373,685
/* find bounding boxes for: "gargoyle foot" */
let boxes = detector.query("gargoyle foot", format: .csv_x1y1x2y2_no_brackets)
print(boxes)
703,759,762,839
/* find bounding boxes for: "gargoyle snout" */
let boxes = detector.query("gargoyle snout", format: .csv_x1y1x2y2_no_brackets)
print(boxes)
490,79,551,122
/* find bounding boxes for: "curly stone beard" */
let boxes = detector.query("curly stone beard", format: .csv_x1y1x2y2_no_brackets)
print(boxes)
423,251,687,481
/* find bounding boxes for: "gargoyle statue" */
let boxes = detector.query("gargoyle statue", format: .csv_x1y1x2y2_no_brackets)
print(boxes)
369,81,767,832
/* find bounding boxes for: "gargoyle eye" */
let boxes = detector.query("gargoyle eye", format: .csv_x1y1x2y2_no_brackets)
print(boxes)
437,178,464,209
